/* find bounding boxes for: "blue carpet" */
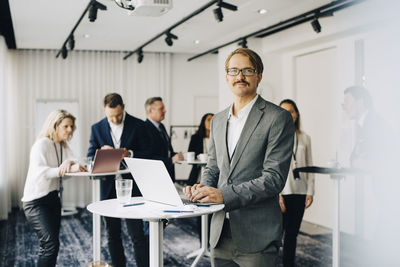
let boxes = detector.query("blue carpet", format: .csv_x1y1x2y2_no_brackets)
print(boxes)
1,208,333,266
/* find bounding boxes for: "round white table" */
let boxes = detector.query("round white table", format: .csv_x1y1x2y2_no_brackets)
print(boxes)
66,169,130,262
87,197,224,267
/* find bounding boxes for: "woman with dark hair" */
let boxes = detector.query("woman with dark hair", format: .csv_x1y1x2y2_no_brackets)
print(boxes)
279,99,315,267
21,110,86,267
187,113,214,185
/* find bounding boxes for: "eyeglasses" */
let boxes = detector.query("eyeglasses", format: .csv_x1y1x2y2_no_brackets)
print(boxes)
226,68,257,76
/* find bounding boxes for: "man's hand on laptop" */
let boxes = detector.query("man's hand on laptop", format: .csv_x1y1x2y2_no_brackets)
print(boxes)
121,148,131,158
184,184,224,203
101,145,114,150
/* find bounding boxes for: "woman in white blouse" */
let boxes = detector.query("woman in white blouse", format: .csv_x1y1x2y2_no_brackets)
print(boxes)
21,110,85,267
279,99,315,267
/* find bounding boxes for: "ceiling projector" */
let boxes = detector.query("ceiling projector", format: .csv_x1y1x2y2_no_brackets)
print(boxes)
115,0,172,16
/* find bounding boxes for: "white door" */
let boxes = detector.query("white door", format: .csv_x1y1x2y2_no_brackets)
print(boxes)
294,47,343,229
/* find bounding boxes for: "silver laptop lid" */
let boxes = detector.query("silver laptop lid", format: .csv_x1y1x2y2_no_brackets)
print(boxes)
124,158,184,207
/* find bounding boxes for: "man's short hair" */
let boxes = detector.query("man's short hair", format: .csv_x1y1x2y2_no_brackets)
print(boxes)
104,93,124,108
225,48,264,74
144,97,163,113
344,86,372,109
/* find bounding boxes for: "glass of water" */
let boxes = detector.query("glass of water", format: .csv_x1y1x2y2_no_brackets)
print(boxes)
81,157,93,172
115,179,132,204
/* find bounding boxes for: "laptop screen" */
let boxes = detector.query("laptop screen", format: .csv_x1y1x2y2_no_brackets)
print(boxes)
124,158,184,206
91,148,124,174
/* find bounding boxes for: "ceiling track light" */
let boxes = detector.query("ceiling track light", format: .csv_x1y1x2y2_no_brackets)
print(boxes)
213,1,236,23
61,46,68,59
238,38,247,48
213,7,223,22
89,0,107,22
124,0,220,60
217,0,237,11
311,17,321,33
310,10,322,33
137,49,144,63
188,0,364,62
164,31,178,46
68,35,75,50
56,0,108,59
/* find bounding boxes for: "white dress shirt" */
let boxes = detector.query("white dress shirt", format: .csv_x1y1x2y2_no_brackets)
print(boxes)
21,137,75,202
227,95,258,160
108,112,133,157
108,112,126,149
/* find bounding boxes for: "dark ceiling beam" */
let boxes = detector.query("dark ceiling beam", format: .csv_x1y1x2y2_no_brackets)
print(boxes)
187,0,364,62
0,0,16,49
123,0,219,60
256,0,362,38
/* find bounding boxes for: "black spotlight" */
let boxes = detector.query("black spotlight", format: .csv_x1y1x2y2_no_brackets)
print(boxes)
89,1,107,22
311,18,321,33
137,49,144,63
213,7,223,22
238,38,247,48
61,46,68,59
165,36,173,46
164,32,178,46
68,35,75,50
217,0,237,11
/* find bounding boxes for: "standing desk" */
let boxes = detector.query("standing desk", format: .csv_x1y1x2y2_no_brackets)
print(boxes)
66,169,130,262
293,166,364,267
87,197,224,267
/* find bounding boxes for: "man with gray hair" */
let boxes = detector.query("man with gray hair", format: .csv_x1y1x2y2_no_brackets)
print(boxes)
144,97,183,182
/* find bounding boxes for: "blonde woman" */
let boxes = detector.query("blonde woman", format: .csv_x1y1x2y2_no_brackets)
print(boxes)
21,110,85,267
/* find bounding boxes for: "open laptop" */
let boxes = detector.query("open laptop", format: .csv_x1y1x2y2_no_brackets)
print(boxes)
124,157,220,207
91,148,124,174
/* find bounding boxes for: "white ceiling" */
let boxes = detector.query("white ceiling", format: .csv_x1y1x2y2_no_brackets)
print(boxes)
9,0,331,55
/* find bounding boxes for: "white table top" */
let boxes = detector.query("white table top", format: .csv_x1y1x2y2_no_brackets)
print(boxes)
66,169,130,177
87,197,224,221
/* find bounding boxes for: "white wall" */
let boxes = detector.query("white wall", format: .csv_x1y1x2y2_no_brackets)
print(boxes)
170,53,219,125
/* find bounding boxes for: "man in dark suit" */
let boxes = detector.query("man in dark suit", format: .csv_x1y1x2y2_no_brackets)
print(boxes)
143,97,183,182
184,48,294,267
87,93,150,267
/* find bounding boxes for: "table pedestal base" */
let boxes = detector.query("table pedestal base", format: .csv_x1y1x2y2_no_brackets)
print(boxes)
186,215,210,266
150,220,164,267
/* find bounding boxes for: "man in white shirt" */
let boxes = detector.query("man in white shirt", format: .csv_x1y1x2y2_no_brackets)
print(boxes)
87,93,151,267
184,48,294,267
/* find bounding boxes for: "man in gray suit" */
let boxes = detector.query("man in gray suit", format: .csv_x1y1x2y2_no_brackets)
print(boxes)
184,48,294,266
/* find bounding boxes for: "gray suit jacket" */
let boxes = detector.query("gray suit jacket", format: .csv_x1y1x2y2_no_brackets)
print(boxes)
201,96,294,253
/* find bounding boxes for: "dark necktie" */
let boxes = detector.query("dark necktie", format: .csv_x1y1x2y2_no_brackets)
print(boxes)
159,123,170,144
